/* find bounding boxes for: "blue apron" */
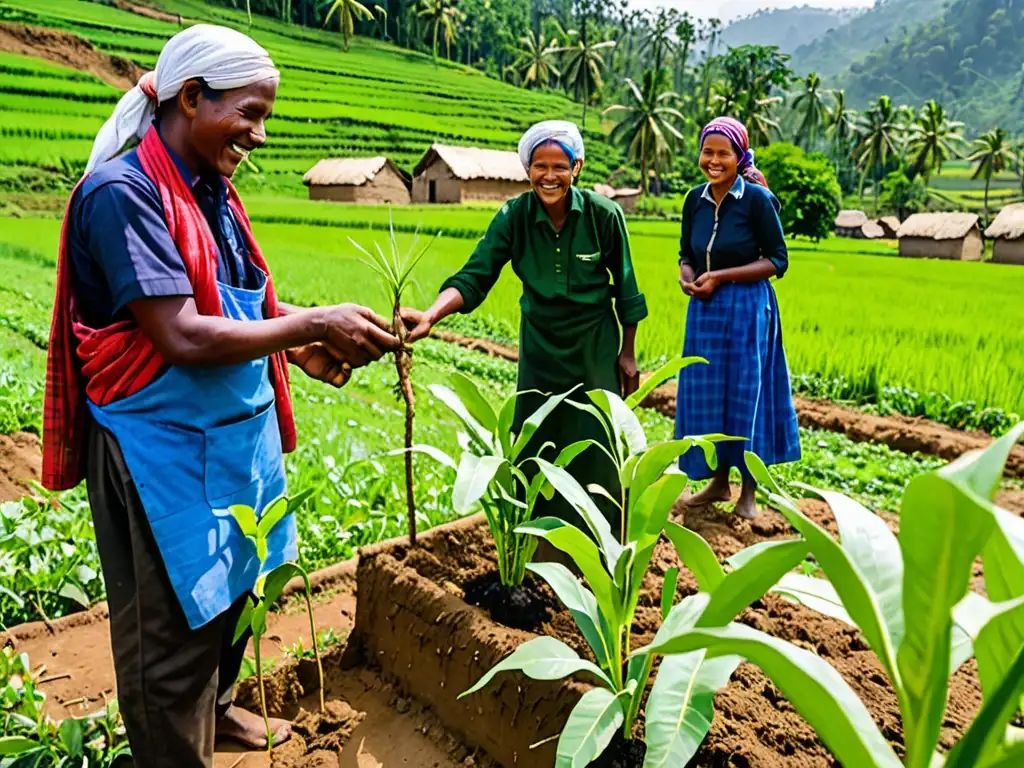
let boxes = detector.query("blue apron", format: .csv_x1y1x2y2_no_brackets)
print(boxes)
88,272,297,630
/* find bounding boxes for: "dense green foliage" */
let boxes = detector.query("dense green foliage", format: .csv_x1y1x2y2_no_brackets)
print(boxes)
758,143,842,241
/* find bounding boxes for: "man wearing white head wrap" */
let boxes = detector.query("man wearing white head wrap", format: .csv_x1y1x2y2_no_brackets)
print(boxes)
404,121,647,542
50,23,400,767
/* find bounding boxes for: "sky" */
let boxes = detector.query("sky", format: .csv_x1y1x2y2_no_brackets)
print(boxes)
629,0,877,22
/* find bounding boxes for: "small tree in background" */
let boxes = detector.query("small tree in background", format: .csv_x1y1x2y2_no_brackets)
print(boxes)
758,142,842,242
879,168,929,221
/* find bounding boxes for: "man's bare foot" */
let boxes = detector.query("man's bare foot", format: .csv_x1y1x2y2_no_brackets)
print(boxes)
684,479,732,508
217,704,291,750
734,489,759,520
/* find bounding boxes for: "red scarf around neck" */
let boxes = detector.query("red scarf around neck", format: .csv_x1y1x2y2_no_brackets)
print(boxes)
43,127,296,491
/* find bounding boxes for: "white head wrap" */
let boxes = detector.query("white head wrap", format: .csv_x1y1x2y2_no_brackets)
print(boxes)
517,120,585,170
85,24,279,174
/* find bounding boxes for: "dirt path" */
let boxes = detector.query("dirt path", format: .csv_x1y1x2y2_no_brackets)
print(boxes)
0,22,143,89
0,431,40,502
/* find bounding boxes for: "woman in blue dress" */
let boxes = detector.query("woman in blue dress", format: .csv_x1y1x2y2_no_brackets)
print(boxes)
675,116,800,519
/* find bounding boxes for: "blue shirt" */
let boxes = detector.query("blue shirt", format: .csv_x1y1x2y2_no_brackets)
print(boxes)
68,132,260,329
679,177,789,280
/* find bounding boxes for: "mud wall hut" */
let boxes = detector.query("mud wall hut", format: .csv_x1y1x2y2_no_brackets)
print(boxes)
984,204,1024,265
593,183,642,214
896,213,983,261
303,157,410,205
835,210,868,238
412,144,529,204
876,216,901,239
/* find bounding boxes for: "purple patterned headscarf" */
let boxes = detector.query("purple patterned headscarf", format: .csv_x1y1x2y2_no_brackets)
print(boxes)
699,116,770,190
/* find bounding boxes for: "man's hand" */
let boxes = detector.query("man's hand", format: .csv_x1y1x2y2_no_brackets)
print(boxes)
618,351,639,398
322,304,399,367
400,306,434,342
287,342,351,388
690,271,720,300
679,263,697,296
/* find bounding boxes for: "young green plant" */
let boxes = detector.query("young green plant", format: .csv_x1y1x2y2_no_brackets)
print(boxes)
230,490,321,755
349,211,438,546
637,423,1024,768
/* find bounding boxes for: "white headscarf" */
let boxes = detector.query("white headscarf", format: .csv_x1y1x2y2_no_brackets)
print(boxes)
85,24,279,174
517,120,585,170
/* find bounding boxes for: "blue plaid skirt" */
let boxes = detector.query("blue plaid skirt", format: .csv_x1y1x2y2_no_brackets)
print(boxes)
675,280,801,480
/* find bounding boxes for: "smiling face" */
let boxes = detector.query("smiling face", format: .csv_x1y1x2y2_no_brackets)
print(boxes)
529,142,582,211
699,133,739,189
180,77,278,177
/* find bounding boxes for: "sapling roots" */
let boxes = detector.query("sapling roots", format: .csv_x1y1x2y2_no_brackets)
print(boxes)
394,297,417,546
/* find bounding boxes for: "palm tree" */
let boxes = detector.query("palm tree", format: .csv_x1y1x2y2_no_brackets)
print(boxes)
792,72,830,149
418,0,457,64
324,0,374,51
853,95,901,211
748,95,783,148
558,35,616,125
673,12,696,92
969,127,1016,227
514,30,561,89
906,100,965,180
825,89,860,155
604,70,686,195
638,8,677,74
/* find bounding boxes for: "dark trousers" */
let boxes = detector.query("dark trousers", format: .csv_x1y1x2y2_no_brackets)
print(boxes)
86,420,250,768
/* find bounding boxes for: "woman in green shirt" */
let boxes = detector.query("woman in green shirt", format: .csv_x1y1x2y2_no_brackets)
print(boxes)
404,121,648,531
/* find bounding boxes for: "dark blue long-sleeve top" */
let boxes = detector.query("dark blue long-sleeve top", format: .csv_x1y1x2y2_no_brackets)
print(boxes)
678,176,789,279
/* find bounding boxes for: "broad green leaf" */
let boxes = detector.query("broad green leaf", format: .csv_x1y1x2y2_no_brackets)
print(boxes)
234,596,255,645
644,652,741,768
665,521,725,592
771,572,854,626
974,595,1024,704
452,454,506,514
588,390,645,456
629,474,689,547
512,386,580,461
555,440,594,468
528,562,611,669
662,567,680,620
0,585,23,609
429,384,494,451
534,459,622,563
625,356,706,410
0,737,39,754
253,562,305,637
58,580,90,608
652,594,712,659
555,685,630,768
801,484,905,650
229,504,258,539
950,592,989,673
388,444,457,470
898,471,997,768
257,496,290,539
982,507,1024,602
497,391,532,458
286,488,315,515
640,623,902,768
980,743,1024,768
630,440,693,500
460,636,612,698
744,451,787,497
449,371,498,432
59,717,84,756
698,539,809,628
771,490,902,692
940,422,1024,502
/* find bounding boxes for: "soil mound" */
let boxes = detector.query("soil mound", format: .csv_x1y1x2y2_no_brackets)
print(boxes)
0,431,40,502
0,22,143,90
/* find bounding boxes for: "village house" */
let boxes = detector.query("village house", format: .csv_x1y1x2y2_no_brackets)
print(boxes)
302,157,411,205
593,183,642,214
984,203,1024,265
896,213,983,261
411,144,530,203
835,210,884,239
876,216,901,239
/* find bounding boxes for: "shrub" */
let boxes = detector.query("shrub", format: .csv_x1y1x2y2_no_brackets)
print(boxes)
759,142,842,242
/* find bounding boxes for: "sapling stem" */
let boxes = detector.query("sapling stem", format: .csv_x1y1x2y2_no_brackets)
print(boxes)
303,589,325,713
254,641,272,754
394,296,416,546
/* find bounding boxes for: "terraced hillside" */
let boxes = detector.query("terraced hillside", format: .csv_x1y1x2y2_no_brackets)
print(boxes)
0,0,622,199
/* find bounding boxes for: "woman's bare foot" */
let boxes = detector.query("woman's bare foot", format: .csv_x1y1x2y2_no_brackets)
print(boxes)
217,704,291,750
734,481,759,520
684,476,733,508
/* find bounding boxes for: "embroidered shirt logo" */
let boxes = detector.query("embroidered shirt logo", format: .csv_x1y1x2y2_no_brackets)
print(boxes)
575,251,600,263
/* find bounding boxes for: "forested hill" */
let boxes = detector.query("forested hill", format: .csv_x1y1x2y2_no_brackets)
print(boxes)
834,0,1024,133
790,0,946,77
718,5,861,55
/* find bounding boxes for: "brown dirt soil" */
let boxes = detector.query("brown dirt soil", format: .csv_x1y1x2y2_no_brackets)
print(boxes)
0,431,40,502
437,330,1024,477
368,500,985,767
112,0,185,24
0,22,143,90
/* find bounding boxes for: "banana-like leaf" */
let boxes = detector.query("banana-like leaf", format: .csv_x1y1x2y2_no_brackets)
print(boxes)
940,422,1024,502
624,356,706,410
588,390,646,456
429,383,494,451
799,484,905,652
662,567,680,620
770,571,854,625
452,454,506,514
533,458,622,563
555,685,632,768
644,652,742,768
628,473,689,547
517,517,616,614
0,737,40,754
252,562,305,638
556,440,595,468
511,386,581,461
950,592,989,673
230,504,258,539
529,561,612,669
665,521,725,592
460,636,613,698
982,506,1024,602
257,496,290,540
898,470,997,768
629,439,694,498
233,595,255,644
639,622,902,767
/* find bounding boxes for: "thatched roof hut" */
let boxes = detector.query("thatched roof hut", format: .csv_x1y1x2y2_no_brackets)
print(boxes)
876,216,901,239
896,213,982,261
594,183,643,213
303,157,410,205
984,203,1024,265
835,210,870,238
412,144,529,203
